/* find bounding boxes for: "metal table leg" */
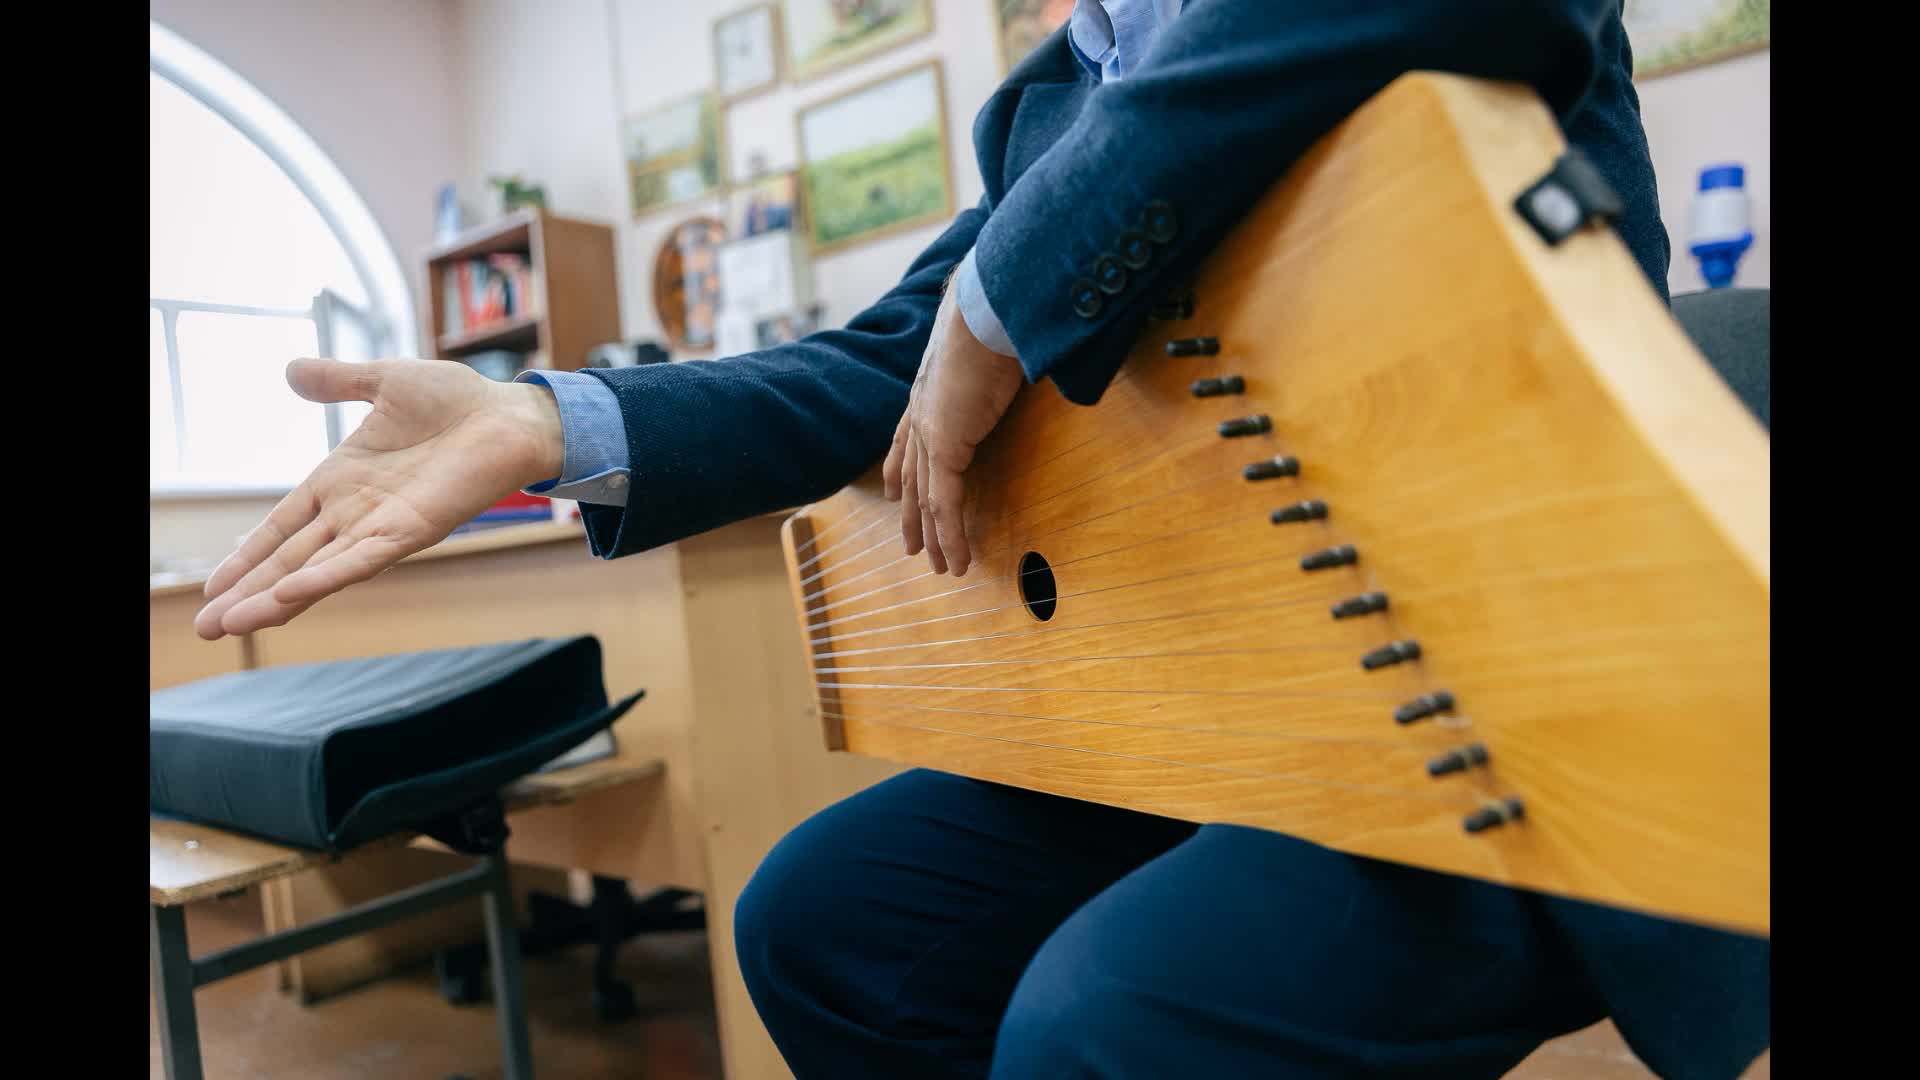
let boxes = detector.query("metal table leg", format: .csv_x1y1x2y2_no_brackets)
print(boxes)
480,851,535,1080
150,903,204,1080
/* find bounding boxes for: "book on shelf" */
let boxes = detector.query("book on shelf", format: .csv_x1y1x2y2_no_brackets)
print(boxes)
441,253,538,338
449,489,554,536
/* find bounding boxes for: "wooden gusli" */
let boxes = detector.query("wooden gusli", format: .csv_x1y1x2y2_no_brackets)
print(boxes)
780,74,1770,937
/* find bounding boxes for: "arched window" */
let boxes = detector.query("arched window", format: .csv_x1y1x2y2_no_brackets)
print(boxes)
150,21,413,493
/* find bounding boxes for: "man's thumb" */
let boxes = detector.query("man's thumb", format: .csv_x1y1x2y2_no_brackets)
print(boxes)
286,357,382,404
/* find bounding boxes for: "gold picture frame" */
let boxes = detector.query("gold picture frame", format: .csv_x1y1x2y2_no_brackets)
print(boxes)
1625,0,1770,80
714,3,785,105
623,90,728,220
781,0,936,84
727,170,806,239
795,58,955,257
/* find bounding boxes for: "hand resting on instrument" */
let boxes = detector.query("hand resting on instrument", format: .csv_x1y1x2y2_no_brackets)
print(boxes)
882,284,1026,578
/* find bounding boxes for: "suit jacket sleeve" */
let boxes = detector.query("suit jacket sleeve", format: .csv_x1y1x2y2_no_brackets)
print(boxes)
974,0,1619,405
571,199,988,558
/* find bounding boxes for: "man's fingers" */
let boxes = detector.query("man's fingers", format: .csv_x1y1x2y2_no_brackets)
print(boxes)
916,439,947,575
195,516,337,635
882,412,909,501
900,435,924,557
272,533,412,609
928,463,970,577
220,534,395,637
202,485,322,604
286,356,382,404
214,585,322,638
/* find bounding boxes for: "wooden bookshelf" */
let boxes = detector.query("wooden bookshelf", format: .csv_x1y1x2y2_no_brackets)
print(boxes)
424,209,621,373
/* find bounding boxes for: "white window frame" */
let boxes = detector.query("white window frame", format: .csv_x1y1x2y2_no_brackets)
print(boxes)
150,21,414,499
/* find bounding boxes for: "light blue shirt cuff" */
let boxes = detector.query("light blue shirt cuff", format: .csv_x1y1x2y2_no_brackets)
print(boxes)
514,369,632,507
953,247,1016,358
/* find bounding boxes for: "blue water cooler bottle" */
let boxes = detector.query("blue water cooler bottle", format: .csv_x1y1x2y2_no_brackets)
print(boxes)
1688,164,1753,289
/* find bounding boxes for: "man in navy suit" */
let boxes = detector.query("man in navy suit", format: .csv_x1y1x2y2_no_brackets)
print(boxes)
198,3,1768,1076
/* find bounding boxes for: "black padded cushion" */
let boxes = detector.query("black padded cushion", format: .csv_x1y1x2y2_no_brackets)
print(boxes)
150,636,642,853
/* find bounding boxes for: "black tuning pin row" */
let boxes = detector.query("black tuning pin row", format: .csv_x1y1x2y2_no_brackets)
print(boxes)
1393,691,1454,724
1426,743,1488,777
1191,375,1245,398
1330,592,1388,619
1244,456,1299,481
1269,499,1327,525
1463,798,1524,833
1167,336,1220,357
1218,414,1271,438
1361,640,1421,670
1300,544,1357,571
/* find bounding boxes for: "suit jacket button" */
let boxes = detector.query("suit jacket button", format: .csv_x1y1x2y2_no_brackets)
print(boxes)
1094,255,1128,295
1117,229,1152,269
1070,279,1103,318
1142,199,1179,244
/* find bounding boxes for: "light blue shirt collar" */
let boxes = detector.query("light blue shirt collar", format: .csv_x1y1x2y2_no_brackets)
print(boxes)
1068,0,1183,82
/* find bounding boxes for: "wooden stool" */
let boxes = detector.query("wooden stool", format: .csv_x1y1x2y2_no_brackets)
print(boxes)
149,756,664,1080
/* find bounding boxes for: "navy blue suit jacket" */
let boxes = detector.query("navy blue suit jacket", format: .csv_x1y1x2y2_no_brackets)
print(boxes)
575,5,1768,1073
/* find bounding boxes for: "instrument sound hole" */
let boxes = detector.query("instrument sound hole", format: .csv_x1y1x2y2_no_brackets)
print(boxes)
1018,551,1058,622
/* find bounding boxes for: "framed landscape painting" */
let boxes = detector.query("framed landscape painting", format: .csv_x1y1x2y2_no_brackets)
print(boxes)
797,60,954,255
783,0,934,81
1624,0,1769,79
624,92,725,218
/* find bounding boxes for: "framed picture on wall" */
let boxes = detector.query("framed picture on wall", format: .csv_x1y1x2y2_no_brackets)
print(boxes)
994,0,1074,74
727,170,803,238
782,0,934,82
1624,0,1769,80
623,92,726,218
796,60,954,255
715,3,784,102
652,216,729,351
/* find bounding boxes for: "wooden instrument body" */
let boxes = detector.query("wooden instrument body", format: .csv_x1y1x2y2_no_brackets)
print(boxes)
780,75,1770,936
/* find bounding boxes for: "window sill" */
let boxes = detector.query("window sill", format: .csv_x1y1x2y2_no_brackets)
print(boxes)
150,483,296,502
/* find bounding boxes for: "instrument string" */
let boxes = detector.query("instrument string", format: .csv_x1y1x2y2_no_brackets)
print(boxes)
800,529,930,592
821,645,1359,674
797,366,1236,589
801,438,1250,608
788,379,1160,563
784,402,1524,823
821,709,1488,808
821,681,1398,701
809,593,1351,659
804,488,1264,618
807,545,1338,639
790,504,897,574
823,698,1469,751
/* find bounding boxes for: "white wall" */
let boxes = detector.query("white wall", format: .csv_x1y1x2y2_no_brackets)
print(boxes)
1638,51,1770,294
454,3,1769,346
457,0,1006,350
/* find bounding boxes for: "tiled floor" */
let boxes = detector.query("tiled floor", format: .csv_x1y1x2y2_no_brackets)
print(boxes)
152,892,1767,1079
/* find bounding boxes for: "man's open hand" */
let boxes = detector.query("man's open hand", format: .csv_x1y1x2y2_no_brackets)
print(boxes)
194,357,565,640
882,288,1026,577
